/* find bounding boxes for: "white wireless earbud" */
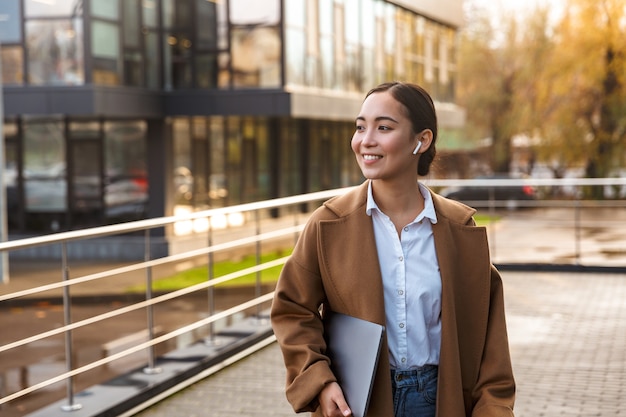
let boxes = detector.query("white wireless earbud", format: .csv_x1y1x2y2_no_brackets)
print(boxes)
412,141,423,155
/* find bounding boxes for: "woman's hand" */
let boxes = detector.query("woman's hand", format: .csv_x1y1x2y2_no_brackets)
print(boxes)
319,382,352,417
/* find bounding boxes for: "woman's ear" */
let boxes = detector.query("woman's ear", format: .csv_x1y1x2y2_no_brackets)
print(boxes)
414,129,433,154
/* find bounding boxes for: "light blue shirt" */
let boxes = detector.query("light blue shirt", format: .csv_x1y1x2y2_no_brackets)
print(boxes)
366,181,442,369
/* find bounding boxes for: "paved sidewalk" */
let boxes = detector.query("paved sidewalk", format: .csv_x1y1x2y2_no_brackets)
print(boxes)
136,271,626,417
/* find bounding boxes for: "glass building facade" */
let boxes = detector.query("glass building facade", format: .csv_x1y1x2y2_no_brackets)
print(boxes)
1,0,465,242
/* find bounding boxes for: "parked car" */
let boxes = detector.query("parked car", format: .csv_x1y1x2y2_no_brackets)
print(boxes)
439,174,536,209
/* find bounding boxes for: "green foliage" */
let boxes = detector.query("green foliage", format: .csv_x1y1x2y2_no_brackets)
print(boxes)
127,249,293,293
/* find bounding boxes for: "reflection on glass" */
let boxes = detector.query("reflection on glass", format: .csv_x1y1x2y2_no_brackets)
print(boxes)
230,0,280,25
24,0,82,17
217,52,230,88
122,0,141,48
90,0,118,19
172,118,192,205
26,19,84,85
69,121,100,139
285,28,304,86
104,121,148,220
1,47,24,85
163,32,192,89
231,26,281,88
208,116,227,206
142,0,158,27
5,123,19,228
196,53,219,88
196,0,218,50
23,120,67,212
92,20,120,85
145,31,159,88
71,141,102,213
162,0,192,28
124,51,143,86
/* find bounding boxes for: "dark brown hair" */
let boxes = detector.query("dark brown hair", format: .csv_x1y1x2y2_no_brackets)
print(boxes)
365,82,438,176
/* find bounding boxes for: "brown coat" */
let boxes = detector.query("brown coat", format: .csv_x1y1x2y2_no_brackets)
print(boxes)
270,181,515,416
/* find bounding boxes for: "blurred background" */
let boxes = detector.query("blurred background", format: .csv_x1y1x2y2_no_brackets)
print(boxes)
1,0,621,245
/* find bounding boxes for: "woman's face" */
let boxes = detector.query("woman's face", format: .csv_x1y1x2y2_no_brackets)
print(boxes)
351,91,419,182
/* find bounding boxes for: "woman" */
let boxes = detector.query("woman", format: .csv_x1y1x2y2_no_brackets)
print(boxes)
271,81,515,417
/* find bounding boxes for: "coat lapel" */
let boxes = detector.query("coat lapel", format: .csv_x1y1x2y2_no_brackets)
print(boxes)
431,191,492,416
317,183,386,325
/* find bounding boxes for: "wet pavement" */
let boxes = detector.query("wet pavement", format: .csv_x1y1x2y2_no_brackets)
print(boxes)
485,206,626,267
2,206,626,416
136,270,626,417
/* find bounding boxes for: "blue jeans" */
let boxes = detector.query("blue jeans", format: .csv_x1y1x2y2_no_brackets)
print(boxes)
390,365,438,417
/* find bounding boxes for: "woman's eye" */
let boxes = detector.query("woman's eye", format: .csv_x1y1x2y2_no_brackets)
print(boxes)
355,125,365,132
378,125,390,131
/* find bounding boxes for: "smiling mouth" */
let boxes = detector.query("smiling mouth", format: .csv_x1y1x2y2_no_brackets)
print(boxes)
363,154,382,161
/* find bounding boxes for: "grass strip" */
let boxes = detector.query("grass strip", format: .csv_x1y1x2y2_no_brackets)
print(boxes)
127,249,293,293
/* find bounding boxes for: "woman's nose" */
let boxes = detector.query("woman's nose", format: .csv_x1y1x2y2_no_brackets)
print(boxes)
360,130,376,146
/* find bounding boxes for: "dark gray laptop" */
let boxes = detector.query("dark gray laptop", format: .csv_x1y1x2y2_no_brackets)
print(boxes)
325,312,385,417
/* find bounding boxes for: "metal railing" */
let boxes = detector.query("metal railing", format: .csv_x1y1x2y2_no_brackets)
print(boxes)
1,178,626,415
0,187,347,416
426,177,626,267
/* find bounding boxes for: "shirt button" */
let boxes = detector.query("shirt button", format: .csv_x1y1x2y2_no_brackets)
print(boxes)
399,256,404,262
399,323,405,329
398,290,404,295
403,226,409,232
401,357,407,363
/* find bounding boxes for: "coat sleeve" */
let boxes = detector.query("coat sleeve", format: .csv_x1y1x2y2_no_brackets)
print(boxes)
270,214,336,413
471,265,516,416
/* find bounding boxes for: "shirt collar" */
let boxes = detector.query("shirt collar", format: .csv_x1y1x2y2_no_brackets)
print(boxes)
366,180,438,224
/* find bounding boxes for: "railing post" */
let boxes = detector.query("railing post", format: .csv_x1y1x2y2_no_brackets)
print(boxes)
574,195,581,265
143,229,162,375
60,243,81,412
205,218,220,346
254,210,264,322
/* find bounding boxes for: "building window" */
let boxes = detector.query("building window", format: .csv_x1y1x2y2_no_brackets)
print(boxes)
90,0,118,20
208,116,227,206
194,0,220,88
162,0,192,89
24,0,79,17
284,0,306,87
104,121,148,222
230,0,281,88
145,30,160,89
1,46,24,85
333,3,345,89
302,0,320,88
92,20,121,85
23,119,67,216
343,0,361,92
26,18,84,85
172,118,192,205
122,0,144,86
360,0,375,91
5,121,20,230
164,32,192,89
